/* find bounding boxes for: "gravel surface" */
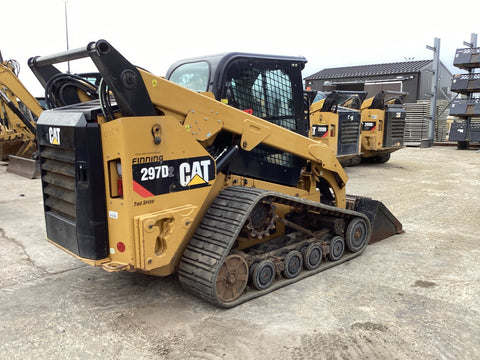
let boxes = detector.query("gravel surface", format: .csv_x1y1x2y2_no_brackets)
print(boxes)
0,146,479,359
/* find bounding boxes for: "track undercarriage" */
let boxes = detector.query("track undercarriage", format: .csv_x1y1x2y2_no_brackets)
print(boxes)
179,186,371,308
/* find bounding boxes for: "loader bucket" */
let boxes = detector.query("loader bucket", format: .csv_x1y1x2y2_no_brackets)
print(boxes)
346,195,403,244
7,155,41,179
0,139,24,161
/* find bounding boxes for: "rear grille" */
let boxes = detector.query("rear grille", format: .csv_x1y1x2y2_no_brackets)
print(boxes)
40,146,76,221
390,117,405,142
36,108,108,260
340,120,361,144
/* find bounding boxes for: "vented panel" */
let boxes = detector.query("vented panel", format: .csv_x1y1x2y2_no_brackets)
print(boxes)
340,120,361,144
41,146,76,221
390,117,406,142
36,108,108,260
337,111,361,156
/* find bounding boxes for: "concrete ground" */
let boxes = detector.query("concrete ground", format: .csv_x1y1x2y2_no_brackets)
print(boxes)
0,146,479,360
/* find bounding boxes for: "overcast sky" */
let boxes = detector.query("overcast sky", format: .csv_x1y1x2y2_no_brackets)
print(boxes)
2,0,479,96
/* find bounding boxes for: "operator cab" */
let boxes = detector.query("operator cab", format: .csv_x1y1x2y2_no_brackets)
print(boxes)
167,53,309,187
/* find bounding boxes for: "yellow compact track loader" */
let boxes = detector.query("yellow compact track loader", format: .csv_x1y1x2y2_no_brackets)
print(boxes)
0,52,44,177
308,91,366,167
359,91,407,163
29,40,402,307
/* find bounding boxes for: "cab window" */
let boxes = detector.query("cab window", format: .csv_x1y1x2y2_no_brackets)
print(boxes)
169,61,209,92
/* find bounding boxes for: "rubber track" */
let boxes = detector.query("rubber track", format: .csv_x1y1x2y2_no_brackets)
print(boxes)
178,186,371,308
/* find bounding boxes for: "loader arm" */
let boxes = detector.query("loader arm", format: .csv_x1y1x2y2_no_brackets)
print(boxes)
99,44,348,207
0,62,42,137
0,60,44,177
88,42,347,172
0,62,43,120
138,70,347,196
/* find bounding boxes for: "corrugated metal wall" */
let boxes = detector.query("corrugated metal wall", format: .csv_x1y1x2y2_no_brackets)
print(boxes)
417,63,452,101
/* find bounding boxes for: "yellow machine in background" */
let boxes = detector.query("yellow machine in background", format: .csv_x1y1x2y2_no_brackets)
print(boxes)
29,40,402,307
0,51,44,177
359,91,407,163
309,91,366,166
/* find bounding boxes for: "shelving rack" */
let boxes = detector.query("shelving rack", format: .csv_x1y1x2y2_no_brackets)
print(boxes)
449,35,480,149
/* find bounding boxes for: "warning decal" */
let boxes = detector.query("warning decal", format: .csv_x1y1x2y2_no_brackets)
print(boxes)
362,122,377,131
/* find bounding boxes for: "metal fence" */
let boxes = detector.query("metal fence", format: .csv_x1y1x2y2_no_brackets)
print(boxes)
404,100,450,145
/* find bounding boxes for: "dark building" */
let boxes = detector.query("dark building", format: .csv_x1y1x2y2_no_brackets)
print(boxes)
304,60,452,103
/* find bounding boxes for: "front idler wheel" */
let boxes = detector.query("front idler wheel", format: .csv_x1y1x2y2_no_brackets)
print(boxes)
252,259,276,290
215,254,249,303
283,250,303,279
345,217,368,252
328,236,345,261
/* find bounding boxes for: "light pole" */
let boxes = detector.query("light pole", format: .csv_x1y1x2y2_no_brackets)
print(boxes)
64,0,70,73
424,37,441,148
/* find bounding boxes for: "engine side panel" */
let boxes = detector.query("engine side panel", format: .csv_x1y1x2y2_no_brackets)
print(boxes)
37,110,108,260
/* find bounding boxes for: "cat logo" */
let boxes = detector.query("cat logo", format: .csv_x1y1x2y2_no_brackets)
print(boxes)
48,127,61,145
179,160,212,187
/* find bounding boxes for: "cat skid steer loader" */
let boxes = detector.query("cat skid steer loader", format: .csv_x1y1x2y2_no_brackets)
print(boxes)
29,40,402,307
359,91,407,163
307,91,367,167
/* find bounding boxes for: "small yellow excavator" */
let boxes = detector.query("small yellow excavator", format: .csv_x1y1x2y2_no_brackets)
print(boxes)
0,51,44,177
29,41,403,307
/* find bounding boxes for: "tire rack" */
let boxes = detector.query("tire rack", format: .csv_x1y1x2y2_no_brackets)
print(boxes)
449,41,480,149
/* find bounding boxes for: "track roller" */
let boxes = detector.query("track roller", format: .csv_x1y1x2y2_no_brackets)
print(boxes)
345,217,369,252
303,243,323,270
251,259,276,290
283,250,303,279
328,236,345,261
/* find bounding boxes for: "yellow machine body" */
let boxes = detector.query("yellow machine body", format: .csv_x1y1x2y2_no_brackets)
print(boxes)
32,41,402,307
0,57,45,177
308,93,363,166
42,68,347,277
309,99,338,156
360,107,386,153
0,59,42,159
359,93,406,162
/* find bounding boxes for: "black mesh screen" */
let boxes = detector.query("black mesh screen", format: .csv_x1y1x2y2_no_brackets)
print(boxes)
230,68,296,131
245,144,303,169
218,59,306,186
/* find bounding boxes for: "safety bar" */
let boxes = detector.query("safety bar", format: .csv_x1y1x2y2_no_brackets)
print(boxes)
28,42,97,68
376,90,408,96
330,90,368,96
28,40,156,117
